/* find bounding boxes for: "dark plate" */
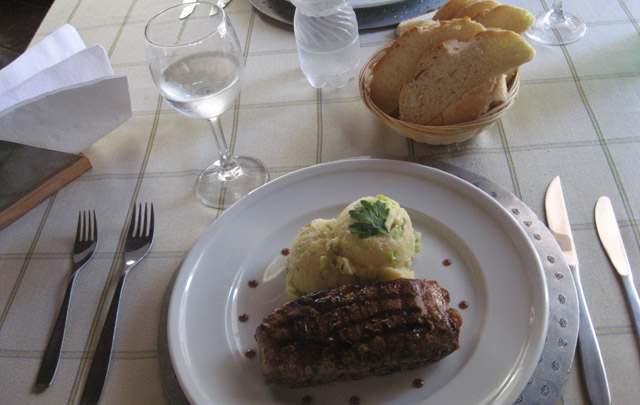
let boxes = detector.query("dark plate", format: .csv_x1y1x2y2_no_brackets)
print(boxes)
249,0,447,30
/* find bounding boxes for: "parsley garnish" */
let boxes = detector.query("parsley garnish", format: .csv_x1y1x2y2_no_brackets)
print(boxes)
348,199,389,238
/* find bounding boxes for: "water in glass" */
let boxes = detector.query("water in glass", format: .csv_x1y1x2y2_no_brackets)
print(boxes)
158,51,243,119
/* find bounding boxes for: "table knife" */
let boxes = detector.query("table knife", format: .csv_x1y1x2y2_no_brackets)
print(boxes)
545,176,611,405
595,196,640,348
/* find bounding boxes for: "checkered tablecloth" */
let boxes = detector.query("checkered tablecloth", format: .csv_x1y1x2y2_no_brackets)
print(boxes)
1,0,639,403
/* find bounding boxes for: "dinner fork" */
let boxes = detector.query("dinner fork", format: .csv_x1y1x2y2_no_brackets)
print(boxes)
80,203,154,405
36,210,98,389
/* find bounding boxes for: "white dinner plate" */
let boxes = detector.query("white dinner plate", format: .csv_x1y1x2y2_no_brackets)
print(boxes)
168,158,548,404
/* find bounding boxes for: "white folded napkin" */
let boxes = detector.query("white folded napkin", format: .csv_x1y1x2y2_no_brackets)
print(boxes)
0,24,86,92
0,24,132,154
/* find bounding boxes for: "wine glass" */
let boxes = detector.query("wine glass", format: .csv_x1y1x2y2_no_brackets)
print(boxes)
526,1,586,45
145,2,268,209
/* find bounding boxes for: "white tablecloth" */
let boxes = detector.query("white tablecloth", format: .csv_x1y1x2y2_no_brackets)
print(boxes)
1,0,639,403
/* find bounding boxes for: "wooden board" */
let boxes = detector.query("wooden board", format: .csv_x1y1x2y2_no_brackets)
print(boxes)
0,141,92,230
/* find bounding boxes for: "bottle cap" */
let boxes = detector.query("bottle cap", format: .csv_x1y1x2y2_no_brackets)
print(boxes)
291,0,348,17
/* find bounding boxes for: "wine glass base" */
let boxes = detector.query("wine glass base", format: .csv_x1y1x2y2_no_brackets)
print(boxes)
196,156,269,209
526,10,586,45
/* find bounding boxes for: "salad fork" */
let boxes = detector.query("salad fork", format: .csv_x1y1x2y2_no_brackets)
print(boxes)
36,210,98,389
80,203,154,405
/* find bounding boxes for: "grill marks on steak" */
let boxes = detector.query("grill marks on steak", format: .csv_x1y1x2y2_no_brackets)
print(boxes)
254,279,462,387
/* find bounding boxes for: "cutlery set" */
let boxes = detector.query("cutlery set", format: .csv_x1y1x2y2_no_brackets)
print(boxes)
545,176,639,405
35,203,154,405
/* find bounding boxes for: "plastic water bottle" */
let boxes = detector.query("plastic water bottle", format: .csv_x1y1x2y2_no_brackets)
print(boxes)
291,0,361,88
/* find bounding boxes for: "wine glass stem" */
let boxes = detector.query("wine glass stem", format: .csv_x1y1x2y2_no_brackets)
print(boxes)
208,117,232,168
550,0,565,17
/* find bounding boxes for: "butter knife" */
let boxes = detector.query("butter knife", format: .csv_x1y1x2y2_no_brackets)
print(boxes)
545,176,611,405
595,196,640,348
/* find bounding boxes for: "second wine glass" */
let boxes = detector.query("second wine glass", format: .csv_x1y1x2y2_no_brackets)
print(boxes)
526,0,586,46
145,2,268,209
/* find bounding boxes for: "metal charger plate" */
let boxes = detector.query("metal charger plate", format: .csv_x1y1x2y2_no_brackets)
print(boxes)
418,158,579,404
158,158,579,404
248,0,447,30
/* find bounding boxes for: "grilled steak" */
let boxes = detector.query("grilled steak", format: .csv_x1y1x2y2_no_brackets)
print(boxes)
254,278,462,387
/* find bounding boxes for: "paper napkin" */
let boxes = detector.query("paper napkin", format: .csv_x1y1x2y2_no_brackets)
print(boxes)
0,24,132,154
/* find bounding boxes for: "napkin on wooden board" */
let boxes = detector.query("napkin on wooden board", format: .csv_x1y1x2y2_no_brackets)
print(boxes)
0,24,132,154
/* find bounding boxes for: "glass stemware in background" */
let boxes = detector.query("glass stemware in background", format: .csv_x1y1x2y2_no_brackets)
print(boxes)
145,2,268,209
526,0,586,45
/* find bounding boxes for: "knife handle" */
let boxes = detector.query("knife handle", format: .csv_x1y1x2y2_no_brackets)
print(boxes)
621,275,640,349
573,266,612,405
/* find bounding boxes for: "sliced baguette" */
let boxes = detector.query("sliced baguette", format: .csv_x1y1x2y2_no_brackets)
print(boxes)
474,4,535,34
433,0,473,21
399,29,535,125
370,18,485,115
395,15,439,37
455,0,499,19
428,74,508,125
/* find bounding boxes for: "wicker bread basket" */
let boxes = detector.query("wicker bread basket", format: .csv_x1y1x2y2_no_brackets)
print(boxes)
359,42,520,145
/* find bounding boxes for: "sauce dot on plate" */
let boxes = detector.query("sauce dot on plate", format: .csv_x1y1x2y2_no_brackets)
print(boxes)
442,259,452,266
238,314,249,322
248,279,258,288
413,378,424,388
245,349,256,358
459,301,469,309
281,248,290,256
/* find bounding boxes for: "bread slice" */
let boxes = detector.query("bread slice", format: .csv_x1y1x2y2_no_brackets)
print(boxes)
455,0,499,19
474,4,535,34
399,29,535,125
370,18,485,115
427,74,508,125
395,15,439,37
433,0,473,21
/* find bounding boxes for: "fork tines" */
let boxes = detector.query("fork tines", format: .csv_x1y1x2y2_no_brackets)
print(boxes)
75,210,97,244
128,203,154,238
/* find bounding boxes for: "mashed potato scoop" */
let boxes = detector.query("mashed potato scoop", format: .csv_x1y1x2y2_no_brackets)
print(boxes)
286,195,421,298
